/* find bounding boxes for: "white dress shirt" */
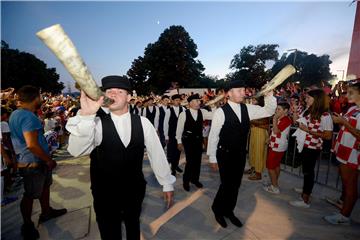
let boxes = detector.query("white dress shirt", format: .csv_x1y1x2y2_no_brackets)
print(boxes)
176,108,214,144
163,106,184,140
207,94,277,163
142,105,160,130
66,111,176,192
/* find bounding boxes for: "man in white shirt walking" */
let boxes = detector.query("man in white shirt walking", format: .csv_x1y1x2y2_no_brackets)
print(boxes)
158,95,170,148
176,94,213,191
207,79,276,228
164,94,185,175
66,76,175,240
142,97,159,129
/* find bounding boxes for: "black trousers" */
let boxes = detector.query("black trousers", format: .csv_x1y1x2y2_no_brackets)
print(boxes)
183,138,203,184
301,147,320,195
167,137,181,171
158,129,166,148
212,148,246,216
90,164,145,240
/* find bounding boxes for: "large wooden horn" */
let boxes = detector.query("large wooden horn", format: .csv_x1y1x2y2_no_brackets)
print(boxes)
256,64,296,97
36,24,113,106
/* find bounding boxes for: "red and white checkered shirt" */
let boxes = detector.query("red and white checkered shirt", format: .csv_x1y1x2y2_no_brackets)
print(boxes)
303,112,332,150
269,116,292,152
333,106,360,170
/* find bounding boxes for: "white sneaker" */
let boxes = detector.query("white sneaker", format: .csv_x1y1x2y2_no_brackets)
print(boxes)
263,185,280,194
293,187,302,193
324,213,350,225
289,200,310,208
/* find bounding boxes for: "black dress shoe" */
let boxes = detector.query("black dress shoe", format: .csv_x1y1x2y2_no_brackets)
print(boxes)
39,207,67,224
183,182,190,191
214,214,227,228
21,222,40,240
225,214,243,227
175,166,183,173
191,181,203,188
211,206,227,228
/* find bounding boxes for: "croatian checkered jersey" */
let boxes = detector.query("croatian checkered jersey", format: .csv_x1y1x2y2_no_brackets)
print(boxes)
269,116,292,152
333,106,360,169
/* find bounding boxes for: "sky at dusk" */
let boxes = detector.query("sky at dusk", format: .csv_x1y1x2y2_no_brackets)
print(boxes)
1,1,356,90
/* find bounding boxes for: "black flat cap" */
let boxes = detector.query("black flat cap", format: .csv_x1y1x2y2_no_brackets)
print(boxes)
171,94,181,100
225,79,246,91
187,93,200,102
101,75,132,92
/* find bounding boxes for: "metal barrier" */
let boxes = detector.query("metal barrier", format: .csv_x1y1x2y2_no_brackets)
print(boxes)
280,127,342,191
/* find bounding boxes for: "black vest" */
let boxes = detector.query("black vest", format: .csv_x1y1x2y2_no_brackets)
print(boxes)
129,104,135,114
168,106,183,138
158,106,166,133
133,107,139,115
145,106,156,125
89,108,109,164
218,103,250,153
182,109,203,142
92,113,145,187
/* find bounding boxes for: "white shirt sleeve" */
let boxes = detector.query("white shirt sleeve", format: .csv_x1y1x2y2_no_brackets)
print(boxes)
142,108,146,117
66,112,102,157
154,106,160,130
164,109,170,140
246,95,277,121
207,108,225,163
176,111,186,144
141,117,176,192
320,114,334,131
201,108,214,120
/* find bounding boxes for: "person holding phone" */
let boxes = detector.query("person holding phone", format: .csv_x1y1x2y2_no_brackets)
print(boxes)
325,81,360,225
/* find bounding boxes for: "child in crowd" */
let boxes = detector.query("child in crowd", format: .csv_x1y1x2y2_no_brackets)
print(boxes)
264,102,292,194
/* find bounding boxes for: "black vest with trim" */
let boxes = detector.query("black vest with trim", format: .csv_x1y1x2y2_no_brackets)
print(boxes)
158,106,166,133
92,113,145,186
168,106,183,138
145,106,156,125
182,109,203,142
218,103,250,153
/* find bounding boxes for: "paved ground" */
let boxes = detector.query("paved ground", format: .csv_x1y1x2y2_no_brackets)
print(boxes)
1,150,360,240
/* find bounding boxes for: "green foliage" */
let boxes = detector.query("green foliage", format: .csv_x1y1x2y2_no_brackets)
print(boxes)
229,44,279,88
272,51,333,87
127,25,205,95
1,41,64,93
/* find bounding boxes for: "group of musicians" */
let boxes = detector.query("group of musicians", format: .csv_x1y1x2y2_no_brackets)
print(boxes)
66,76,276,239
65,75,278,239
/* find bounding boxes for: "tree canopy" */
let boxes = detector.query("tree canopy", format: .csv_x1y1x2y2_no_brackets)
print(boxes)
271,50,333,87
229,44,279,88
1,41,64,93
127,25,205,95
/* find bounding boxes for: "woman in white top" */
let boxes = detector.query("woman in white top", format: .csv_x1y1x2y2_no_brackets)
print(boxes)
290,89,333,208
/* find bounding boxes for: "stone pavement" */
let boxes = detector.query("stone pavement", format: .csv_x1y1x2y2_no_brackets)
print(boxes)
1,152,360,240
